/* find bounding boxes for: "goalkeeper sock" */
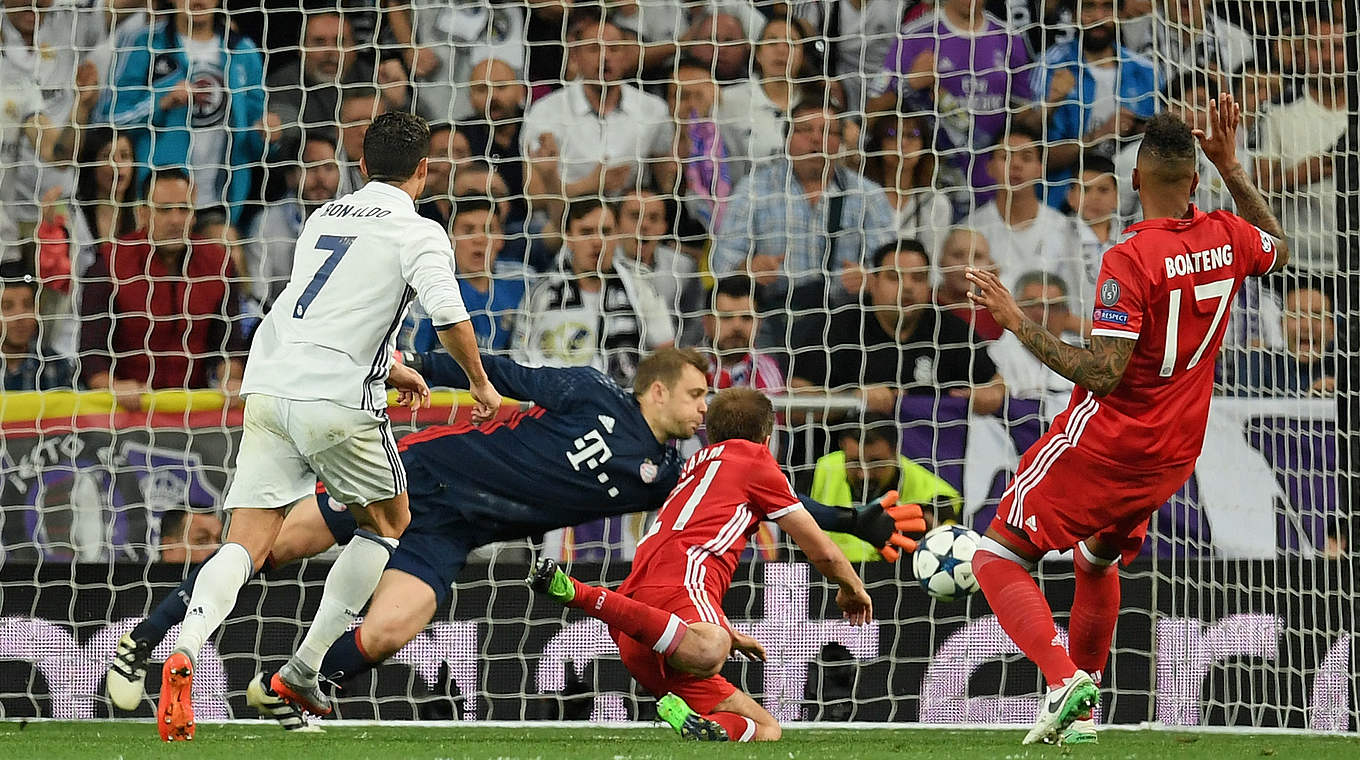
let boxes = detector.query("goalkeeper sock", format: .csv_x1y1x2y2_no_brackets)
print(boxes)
321,628,379,684
1068,543,1120,681
706,712,757,742
293,530,396,673
973,549,1077,688
567,580,688,656
173,542,254,658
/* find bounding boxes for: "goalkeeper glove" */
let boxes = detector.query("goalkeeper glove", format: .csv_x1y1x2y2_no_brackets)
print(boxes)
850,490,928,562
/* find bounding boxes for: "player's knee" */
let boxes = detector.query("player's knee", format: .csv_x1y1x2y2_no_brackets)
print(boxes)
355,615,416,661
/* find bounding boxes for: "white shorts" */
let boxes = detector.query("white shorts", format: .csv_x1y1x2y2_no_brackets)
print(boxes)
223,394,405,511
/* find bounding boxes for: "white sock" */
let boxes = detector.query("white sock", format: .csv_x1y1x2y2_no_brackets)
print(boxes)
174,542,253,659
293,531,396,672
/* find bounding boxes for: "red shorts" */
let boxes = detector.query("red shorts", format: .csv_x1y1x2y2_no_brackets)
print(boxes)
611,585,736,714
991,433,1196,565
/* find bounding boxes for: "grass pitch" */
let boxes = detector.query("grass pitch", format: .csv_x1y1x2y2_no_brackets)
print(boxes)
3,722,1354,760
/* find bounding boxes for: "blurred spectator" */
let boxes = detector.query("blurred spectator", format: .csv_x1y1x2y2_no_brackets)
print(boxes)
862,112,953,258
790,239,1004,415
676,11,756,83
521,11,672,217
156,509,222,564
987,270,1078,406
794,0,904,115
615,3,762,76
415,122,471,227
452,159,555,273
1,264,73,390
668,57,735,236
716,16,817,178
78,169,247,409
409,197,524,354
244,133,341,308
1121,0,1254,82
1254,10,1348,276
336,85,386,192
934,227,1003,341
69,128,139,256
264,10,373,165
867,0,1038,198
1114,74,1255,220
1233,59,1285,151
1068,152,1120,288
388,0,525,124
461,58,530,215
99,0,278,224
511,197,674,386
613,190,702,344
810,415,961,560
961,124,1086,314
190,205,244,294
985,0,1076,57
1035,0,1158,207
713,103,895,313
699,274,784,393
1230,283,1337,397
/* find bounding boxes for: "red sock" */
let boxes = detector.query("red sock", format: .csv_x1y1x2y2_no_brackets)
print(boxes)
973,549,1077,688
705,711,756,742
1068,545,1120,682
567,580,688,656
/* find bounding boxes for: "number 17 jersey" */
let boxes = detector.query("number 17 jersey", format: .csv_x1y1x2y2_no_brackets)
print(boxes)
1074,204,1279,470
242,181,469,412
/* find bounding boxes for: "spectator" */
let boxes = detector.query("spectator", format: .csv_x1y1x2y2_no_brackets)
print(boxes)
335,85,386,193
934,227,1003,341
521,11,673,216
1121,0,1254,82
867,0,1038,198
810,415,962,560
699,274,784,393
408,196,524,355
1234,59,1285,151
676,11,755,83
961,124,1086,314
987,270,1079,407
99,0,278,224
190,205,244,296
1254,10,1348,276
511,197,674,386
667,57,736,237
244,133,342,308
461,58,530,215
156,509,222,564
613,3,762,76
1231,283,1337,397
78,169,247,409
794,0,905,116
452,159,555,274
415,122,471,228
613,189,702,344
862,112,953,258
387,0,525,124
1068,152,1120,288
1,264,74,390
1035,0,1158,207
713,103,896,313
790,239,1004,416
716,16,821,179
264,10,373,165
1114,74,1255,220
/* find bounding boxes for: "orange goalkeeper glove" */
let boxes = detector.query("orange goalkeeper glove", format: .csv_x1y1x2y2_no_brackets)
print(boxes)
850,490,928,563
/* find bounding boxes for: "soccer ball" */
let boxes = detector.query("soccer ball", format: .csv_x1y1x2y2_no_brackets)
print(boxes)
912,525,981,601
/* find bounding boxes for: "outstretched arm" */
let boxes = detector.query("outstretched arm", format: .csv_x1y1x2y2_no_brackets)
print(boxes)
967,268,1135,396
775,508,872,625
799,490,925,562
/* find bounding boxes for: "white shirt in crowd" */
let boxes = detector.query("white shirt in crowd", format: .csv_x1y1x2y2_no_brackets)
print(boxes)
520,80,673,189
243,181,469,411
890,187,953,258
1255,92,1348,274
988,329,1076,415
716,78,799,180
961,202,1092,315
405,0,525,123
0,62,45,263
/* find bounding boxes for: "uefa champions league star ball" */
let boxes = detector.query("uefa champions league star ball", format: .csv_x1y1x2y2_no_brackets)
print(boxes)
912,525,982,602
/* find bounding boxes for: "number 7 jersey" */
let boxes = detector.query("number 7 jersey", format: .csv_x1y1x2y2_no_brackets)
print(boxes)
1076,204,1280,470
242,181,469,411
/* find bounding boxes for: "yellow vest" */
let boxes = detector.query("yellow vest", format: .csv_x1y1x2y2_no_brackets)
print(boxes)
809,451,963,562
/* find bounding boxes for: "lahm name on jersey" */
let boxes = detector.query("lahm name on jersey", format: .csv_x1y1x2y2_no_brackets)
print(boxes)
681,443,725,476
1165,243,1233,278
321,203,392,219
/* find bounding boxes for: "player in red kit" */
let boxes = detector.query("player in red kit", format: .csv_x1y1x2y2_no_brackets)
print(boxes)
529,387,908,742
965,93,1291,746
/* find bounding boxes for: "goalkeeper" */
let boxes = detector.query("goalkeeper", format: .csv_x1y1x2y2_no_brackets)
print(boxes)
107,347,925,725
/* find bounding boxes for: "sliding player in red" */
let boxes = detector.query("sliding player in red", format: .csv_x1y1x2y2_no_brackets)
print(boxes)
530,387,898,742
965,94,1290,745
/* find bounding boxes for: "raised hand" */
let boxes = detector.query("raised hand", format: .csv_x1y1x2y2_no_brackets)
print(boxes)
1192,92,1241,171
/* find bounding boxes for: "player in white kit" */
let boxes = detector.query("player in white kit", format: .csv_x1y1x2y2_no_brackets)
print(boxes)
155,112,501,741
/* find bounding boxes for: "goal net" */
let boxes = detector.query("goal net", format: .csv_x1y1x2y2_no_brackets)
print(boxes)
0,0,1355,731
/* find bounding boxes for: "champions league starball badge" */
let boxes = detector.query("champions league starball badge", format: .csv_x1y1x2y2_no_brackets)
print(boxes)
1100,278,1121,307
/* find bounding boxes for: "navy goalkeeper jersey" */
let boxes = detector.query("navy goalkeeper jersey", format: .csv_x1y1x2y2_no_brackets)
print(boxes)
396,354,684,542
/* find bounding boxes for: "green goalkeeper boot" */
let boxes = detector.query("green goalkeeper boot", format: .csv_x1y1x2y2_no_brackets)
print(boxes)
657,693,729,741
527,558,575,605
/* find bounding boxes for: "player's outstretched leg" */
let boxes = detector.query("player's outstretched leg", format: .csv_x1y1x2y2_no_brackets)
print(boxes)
1061,539,1121,745
656,693,730,741
529,558,688,657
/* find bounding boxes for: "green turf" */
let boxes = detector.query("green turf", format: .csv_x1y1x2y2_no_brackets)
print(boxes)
2,722,1354,760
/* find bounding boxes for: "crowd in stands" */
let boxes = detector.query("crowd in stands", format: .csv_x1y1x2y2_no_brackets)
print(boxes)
0,0,1352,557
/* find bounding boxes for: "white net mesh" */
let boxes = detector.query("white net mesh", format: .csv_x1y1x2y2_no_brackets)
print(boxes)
0,0,1355,730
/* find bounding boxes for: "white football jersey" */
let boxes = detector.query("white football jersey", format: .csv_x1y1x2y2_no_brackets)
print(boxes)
242,181,469,411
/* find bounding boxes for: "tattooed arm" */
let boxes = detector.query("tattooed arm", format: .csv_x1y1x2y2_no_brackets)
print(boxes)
965,268,1135,396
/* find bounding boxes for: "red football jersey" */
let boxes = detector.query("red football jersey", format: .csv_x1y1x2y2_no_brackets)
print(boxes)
1060,204,1279,470
621,439,802,616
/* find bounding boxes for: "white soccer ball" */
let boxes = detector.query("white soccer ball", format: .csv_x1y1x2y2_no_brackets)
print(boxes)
911,524,981,602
